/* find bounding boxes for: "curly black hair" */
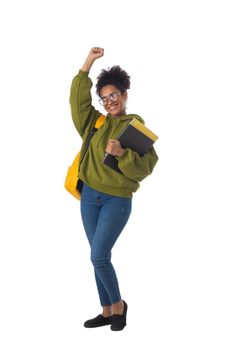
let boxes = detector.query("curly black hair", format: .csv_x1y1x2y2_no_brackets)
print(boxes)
96,65,131,96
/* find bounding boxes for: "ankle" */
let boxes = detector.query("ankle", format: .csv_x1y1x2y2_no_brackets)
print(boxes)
112,300,124,315
102,306,112,317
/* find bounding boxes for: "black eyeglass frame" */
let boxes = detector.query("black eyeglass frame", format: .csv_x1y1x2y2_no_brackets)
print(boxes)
99,92,122,106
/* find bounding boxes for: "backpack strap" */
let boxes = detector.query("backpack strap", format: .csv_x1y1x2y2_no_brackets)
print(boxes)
82,115,106,158
95,114,106,128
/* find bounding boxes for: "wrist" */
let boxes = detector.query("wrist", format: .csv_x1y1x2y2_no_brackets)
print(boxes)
81,57,95,72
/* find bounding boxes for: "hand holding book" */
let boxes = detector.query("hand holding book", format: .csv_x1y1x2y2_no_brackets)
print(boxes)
105,139,125,157
103,118,158,173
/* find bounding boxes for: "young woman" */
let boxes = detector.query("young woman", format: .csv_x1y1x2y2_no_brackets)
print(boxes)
69,47,158,331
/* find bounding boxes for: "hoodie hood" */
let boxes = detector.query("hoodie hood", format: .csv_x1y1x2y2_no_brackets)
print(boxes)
107,113,144,123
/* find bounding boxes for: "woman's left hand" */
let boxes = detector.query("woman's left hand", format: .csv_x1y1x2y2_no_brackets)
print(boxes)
105,139,125,157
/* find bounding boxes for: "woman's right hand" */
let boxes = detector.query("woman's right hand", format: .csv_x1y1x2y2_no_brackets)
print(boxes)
88,47,104,60
81,47,104,72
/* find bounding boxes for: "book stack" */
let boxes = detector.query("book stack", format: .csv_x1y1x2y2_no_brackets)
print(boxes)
102,117,158,173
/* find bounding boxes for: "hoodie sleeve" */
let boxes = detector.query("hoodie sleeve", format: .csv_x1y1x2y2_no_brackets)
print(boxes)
116,146,158,182
69,70,102,138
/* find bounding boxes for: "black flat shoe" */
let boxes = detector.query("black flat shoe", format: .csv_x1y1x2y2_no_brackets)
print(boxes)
111,300,128,331
84,314,112,328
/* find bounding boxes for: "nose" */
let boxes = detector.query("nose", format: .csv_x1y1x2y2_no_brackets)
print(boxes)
106,99,114,107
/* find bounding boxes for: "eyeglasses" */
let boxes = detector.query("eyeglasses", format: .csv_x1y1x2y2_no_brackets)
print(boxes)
99,92,122,106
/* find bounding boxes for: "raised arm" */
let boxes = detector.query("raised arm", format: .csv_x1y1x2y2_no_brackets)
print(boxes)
69,47,104,138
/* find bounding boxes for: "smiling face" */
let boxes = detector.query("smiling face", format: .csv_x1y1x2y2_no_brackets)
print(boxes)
99,84,128,118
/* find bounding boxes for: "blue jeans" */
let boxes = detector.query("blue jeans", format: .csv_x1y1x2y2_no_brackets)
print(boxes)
80,183,132,306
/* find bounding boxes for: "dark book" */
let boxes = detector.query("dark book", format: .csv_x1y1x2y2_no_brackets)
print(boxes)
102,117,158,173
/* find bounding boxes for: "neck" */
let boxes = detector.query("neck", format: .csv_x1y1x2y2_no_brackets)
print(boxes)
110,110,126,119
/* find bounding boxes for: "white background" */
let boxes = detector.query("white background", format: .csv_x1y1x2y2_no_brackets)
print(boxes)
0,0,232,349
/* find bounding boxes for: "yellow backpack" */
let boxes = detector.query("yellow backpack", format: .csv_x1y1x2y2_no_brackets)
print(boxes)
64,115,106,200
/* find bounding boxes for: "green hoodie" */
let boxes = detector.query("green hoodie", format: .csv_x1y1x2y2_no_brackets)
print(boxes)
69,70,158,198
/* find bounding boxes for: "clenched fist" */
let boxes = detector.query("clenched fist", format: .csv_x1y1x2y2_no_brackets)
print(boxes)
81,47,104,72
89,47,104,60
105,139,125,157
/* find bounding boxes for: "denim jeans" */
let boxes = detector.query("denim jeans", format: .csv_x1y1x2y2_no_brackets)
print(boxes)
80,183,132,306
